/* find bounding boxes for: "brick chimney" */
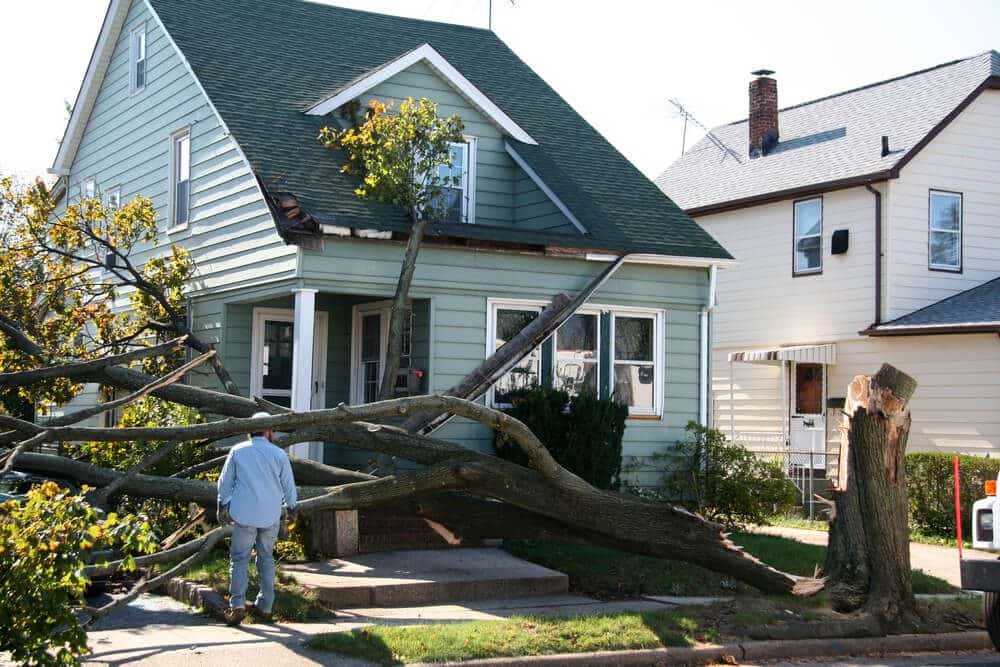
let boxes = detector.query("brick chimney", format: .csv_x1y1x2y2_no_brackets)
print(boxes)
748,69,778,156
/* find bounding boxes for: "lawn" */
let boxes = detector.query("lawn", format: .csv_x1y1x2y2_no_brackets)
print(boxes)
180,552,331,622
504,532,956,598
770,514,971,548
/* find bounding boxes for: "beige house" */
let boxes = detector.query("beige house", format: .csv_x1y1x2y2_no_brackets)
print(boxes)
658,52,1000,475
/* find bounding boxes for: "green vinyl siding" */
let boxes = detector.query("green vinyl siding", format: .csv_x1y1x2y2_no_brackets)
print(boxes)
514,171,578,234
64,0,295,297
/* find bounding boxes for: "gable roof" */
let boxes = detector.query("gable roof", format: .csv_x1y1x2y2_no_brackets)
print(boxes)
657,51,1000,215
866,276,1000,336
61,0,728,261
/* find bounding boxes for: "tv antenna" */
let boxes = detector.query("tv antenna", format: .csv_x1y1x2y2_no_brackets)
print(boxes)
489,0,516,31
669,98,742,163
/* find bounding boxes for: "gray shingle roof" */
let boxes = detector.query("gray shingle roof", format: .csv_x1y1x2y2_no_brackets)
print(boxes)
657,52,1000,213
148,0,731,260
873,277,1000,331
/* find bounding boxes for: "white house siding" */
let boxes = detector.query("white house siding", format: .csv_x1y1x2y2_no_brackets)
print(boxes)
886,89,1000,320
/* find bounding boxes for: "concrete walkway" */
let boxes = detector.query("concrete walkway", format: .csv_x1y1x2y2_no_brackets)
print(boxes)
751,525,996,588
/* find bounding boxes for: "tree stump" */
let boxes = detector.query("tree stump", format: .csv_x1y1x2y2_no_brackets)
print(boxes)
826,364,918,629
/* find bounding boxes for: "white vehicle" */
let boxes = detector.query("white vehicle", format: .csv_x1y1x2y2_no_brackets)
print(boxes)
962,473,1000,651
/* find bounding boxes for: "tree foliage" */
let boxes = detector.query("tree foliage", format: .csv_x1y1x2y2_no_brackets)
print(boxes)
0,482,155,666
319,97,466,222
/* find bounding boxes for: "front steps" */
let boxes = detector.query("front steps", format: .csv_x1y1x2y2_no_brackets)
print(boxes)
282,547,569,608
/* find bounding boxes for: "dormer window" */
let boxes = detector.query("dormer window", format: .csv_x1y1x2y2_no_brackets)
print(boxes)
430,139,476,224
129,24,147,94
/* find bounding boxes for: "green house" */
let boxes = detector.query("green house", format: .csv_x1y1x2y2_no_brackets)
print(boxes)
51,0,731,486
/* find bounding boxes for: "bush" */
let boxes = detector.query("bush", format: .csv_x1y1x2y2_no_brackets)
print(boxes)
907,452,1000,540
494,388,627,490
660,422,800,527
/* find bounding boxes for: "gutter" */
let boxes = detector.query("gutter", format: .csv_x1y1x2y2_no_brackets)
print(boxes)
865,183,883,327
699,264,719,426
863,322,1000,337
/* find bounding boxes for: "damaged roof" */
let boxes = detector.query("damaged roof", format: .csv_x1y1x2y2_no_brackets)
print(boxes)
146,0,731,260
657,51,1000,215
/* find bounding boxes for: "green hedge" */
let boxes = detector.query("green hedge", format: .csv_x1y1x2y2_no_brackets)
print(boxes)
907,452,1000,539
494,388,627,490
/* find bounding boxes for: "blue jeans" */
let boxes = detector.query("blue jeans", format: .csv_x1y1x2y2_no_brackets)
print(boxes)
229,521,280,613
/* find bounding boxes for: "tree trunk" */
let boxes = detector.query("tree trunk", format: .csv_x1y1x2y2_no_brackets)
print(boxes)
826,364,918,629
379,211,427,402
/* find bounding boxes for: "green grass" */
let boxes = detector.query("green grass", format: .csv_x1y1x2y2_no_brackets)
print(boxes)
180,553,331,622
769,514,972,549
505,532,956,598
306,609,712,665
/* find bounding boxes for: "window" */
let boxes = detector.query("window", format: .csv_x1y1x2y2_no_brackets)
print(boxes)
490,304,543,406
129,24,147,94
429,139,476,224
83,177,96,200
555,313,599,397
170,129,191,228
488,300,664,416
929,190,962,271
794,363,824,415
349,301,412,404
106,187,121,210
793,198,822,275
611,312,661,415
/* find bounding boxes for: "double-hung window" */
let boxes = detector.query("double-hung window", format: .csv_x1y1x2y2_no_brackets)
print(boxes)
793,197,822,275
129,24,147,94
929,190,962,271
106,187,121,210
430,139,476,224
488,300,664,416
83,177,96,200
170,129,191,229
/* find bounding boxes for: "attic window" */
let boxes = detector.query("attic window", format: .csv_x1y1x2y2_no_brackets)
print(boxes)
929,190,962,272
429,139,476,224
129,24,147,94
170,129,191,229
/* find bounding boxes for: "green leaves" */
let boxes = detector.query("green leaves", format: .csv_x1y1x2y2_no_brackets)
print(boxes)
319,97,465,222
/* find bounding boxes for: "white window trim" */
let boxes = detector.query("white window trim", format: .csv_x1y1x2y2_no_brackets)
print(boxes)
610,308,665,417
464,136,477,224
305,43,537,145
82,176,97,200
793,197,823,275
105,186,121,209
349,300,393,405
128,23,147,96
928,189,963,272
485,298,665,417
168,127,191,233
250,307,328,408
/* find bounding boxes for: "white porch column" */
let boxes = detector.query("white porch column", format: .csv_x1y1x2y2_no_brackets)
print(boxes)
291,288,320,461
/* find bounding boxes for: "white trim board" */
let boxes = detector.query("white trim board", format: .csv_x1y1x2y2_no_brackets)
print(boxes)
505,141,588,235
306,43,537,146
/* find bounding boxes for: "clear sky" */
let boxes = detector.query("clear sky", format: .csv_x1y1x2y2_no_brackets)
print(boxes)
1,0,998,182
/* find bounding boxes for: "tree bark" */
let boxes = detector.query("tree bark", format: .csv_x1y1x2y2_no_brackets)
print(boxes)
826,364,918,629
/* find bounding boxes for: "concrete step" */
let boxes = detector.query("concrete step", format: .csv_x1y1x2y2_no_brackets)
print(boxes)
282,547,569,608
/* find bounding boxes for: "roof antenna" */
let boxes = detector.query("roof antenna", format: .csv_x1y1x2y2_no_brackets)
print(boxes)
669,98,742,163
489,0,515,31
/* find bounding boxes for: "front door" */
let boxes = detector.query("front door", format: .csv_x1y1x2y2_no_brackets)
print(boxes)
350,301,392,404
789,362,825,465
250,308,328,410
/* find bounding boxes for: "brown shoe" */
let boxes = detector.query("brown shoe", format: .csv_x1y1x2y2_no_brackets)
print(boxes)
224,607,246,626
244,602,273,623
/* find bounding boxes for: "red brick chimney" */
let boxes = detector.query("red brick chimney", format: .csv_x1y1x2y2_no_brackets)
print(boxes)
748,69,778,156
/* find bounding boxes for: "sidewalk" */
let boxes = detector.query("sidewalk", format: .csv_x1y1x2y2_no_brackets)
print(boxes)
751,525,995,588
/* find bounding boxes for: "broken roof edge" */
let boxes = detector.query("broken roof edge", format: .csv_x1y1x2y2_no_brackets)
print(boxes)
305,42,538,145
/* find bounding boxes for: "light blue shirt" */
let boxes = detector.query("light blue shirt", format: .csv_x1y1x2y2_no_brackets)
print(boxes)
217,436,297,528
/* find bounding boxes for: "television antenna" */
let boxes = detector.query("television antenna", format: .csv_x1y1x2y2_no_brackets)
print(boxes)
489,0,516,31
669,98,742,163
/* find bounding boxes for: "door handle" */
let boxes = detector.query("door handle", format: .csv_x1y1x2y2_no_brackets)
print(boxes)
803,419,815,427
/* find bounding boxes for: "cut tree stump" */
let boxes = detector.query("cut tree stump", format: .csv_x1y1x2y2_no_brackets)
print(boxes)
826,363,918,630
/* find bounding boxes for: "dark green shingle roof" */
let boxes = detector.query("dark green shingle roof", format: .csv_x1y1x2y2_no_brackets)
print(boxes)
149,0,731,259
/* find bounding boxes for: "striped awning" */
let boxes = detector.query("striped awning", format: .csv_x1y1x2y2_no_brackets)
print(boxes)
728,343,836,365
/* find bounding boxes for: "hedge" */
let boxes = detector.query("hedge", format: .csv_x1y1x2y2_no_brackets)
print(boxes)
907,452,1000,539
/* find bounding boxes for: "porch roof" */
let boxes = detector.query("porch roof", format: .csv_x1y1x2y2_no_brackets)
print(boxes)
728,344,836,366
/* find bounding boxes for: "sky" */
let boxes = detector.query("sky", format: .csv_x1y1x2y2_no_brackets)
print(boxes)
1,0,999,182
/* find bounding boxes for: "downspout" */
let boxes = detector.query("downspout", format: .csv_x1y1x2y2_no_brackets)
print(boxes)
865,183,883,327
699,264,719,426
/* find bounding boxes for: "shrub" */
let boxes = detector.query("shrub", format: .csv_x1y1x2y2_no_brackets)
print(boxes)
494,388,627,490
907,452,1000,540
660,422,800,527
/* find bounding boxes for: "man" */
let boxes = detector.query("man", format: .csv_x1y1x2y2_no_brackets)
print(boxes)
217,412,298,625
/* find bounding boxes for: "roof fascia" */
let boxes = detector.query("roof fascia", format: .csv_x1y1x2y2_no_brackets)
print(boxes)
50,0,130,175
306,43,537,146
888,75,1000,178
504,141,588,235
862,322,1000,337
585,252,736,269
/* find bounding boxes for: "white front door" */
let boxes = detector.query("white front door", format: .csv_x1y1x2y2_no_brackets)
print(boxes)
250,308,328,410
789,361,825,466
